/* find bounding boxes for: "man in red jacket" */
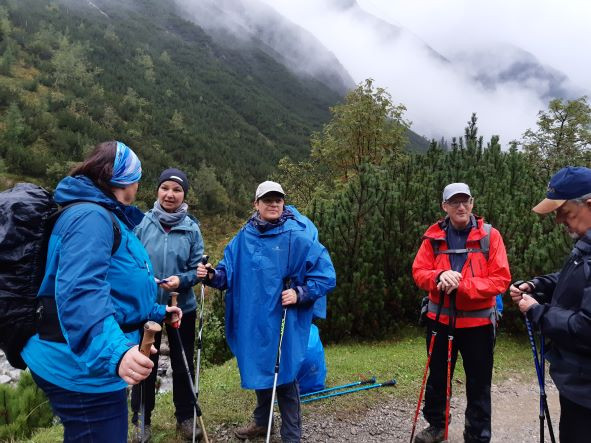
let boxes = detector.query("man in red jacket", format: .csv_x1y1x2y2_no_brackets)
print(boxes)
412,183,511,443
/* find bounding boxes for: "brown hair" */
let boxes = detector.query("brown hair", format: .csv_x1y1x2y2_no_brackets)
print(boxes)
70,141,117,193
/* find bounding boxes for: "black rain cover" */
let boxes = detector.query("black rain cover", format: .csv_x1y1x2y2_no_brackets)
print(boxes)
0,183,57,369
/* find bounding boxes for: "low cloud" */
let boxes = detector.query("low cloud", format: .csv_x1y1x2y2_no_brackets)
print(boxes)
259,0,589,144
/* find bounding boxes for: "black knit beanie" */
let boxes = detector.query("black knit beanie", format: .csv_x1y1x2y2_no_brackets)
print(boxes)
158,168,189,195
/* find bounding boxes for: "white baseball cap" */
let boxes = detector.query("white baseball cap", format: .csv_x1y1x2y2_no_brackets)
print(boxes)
255,181,285,200
442,183,471,201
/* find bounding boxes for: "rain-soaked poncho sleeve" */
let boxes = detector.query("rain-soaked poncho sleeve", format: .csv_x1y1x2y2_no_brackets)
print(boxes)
291,233,335,319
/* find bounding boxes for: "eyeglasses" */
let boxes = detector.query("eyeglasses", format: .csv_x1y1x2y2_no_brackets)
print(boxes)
445,198,473,208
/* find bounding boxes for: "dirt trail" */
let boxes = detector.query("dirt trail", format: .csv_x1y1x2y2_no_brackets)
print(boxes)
211,373,560,442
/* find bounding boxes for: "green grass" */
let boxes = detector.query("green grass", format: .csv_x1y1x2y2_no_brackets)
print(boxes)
25,328,533,442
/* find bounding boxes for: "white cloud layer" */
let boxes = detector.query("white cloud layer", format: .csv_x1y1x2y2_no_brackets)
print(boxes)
258,0,590,144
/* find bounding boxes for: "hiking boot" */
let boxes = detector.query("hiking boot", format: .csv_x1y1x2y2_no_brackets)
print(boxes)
176,418,203,441
414,425,445,443
234,422,267,440
130,423,151,443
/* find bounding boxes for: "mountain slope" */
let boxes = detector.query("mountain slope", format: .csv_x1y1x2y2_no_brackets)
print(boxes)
0,0,344,211
174,0,355,96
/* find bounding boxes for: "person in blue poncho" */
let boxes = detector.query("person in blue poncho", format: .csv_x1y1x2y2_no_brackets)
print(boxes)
197,181,336,443
21,141,182,443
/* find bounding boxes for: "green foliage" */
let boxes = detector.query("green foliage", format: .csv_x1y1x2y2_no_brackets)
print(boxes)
279,79,409,209
201,289,233,367
521,96,591,179
303,106,574,340
0,0,342,211
0,371,53,441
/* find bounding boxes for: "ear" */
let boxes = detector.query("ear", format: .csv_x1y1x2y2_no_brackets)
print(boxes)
585,198,591,208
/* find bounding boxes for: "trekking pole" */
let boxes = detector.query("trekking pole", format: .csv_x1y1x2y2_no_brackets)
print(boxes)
170,293,210,443
525,316,547,443
301,379,396,404
444,291,457,442
300,377,377,399
266,278,290,443
139,321,162,443
514,281,556,443
525,317,556,443
540,336,556,442
410,291,446,443
193,255,209,443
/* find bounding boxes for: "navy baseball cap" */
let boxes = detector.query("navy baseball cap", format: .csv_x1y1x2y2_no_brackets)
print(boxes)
533,166,591,214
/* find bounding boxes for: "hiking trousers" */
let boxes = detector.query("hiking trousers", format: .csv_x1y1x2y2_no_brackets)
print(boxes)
31,371,128,442
423,319,495,443
559,394,591,443
253,380,301,443
131,310,197,425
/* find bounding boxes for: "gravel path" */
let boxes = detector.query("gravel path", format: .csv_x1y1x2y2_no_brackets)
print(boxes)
208,375,560,442
1,349,560,442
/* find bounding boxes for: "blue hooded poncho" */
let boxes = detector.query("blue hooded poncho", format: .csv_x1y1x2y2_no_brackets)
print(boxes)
210,206,336,389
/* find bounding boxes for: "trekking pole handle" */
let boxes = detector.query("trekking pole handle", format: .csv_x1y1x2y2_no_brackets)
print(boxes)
201,255,209,265
170,292,180,328
513,280,535,294
283,277,291,291
380,379,397,387
140,321,161,356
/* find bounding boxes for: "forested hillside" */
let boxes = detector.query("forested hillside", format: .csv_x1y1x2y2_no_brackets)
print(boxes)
279,81,591,340
0,0,349,212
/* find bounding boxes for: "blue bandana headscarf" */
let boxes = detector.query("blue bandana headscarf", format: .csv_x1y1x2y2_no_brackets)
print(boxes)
110,141,142,187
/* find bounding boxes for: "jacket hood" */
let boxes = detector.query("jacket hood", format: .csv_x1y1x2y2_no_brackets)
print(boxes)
423,214,487,241
246,205,307,236
54,175,144,228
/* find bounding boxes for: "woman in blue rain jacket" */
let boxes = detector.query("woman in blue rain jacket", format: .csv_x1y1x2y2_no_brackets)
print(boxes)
21,141,181,443
197,181,336,443
130,168,204,440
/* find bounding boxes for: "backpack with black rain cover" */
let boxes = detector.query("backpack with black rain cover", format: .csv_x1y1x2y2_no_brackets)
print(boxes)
0,183,121,369
0,183,57,369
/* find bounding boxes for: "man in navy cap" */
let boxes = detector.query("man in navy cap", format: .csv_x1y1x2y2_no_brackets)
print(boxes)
511,166,591,443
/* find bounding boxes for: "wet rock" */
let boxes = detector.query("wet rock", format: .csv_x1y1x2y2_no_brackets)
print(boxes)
0,374,11,384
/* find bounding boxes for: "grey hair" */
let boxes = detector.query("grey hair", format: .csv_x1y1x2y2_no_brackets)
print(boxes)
570,193,591,204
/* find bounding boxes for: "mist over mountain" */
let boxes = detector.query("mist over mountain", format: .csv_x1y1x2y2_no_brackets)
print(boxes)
261,0,588,143
0,0,347,209
173,0,355,96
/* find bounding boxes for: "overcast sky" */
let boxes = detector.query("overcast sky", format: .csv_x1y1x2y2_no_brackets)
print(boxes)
258,0,590,144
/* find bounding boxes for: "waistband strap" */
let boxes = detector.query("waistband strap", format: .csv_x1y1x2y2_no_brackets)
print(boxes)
428,300,494,319
36,297,144,343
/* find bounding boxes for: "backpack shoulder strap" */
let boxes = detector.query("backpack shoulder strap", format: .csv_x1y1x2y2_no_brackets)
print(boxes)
480,223,492,261
430,223,492,259
53,202,121,255
429,238,440,256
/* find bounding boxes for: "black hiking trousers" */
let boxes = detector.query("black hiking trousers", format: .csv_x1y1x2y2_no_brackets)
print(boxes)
131,310,197,425
559,394,591,443
423,319,495,443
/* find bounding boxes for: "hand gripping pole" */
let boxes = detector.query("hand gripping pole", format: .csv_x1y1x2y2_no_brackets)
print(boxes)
410,291,446,443
193,254,209,443
266,278,290,443
170,292,210,443
139,321,161,443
